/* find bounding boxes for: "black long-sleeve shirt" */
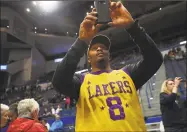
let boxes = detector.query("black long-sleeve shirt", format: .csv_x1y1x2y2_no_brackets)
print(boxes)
52,21,163,100
160,92,187,127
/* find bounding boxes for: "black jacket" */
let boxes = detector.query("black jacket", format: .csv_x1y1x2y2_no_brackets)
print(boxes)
160,92,187,128
52,21,163,100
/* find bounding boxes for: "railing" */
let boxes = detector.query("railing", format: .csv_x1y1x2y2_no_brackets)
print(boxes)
144,74,157,109
146,122,161,132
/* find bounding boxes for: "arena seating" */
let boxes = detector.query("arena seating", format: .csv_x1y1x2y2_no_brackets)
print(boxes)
164,58,186,95
164,59,186,79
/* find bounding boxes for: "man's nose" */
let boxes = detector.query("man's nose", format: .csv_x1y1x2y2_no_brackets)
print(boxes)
96,47,102,51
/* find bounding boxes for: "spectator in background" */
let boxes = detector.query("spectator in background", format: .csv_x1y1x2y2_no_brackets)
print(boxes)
184,44,187,57
51,106,56,116
175,47,184,60
41,119,50,131
0,104,9,128
168,50,175,60
65,96,70,109
43,108,51,117
7,98,46,132
49,115,63,132
8,103,18,122
172,48,177,55
164,54,168,60
55,104,62,115
160,78,187,132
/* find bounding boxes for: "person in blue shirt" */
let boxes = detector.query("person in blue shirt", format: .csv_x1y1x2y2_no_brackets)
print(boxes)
49,115,63,132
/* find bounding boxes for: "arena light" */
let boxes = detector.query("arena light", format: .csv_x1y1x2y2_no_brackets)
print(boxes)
54,58,63,63
159,8,162,10
26,8,30,12
36,1,58,13
35,31,37,34
0,65,7,70
45,28,47,31
91,5,93,8
34,27,37,29
180,40,186,45
7,26,9,28
33,1,37,6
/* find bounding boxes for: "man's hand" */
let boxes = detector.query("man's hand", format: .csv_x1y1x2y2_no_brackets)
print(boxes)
108,1,134,28
79,8,102,44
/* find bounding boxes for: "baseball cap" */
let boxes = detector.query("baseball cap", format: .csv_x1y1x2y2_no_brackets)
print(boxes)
88,34,111,51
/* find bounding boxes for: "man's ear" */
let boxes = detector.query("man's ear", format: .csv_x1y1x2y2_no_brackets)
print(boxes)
87,56,91,64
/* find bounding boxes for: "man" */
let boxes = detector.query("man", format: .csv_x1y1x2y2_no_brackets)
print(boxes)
8,103,18,122
49,115,63,132
7,98,46,132
55,104,62,115
52,1,163,131
0,104,9,128
51,106,56,116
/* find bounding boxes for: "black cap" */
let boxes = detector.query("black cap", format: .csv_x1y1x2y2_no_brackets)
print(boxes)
88,34,111,51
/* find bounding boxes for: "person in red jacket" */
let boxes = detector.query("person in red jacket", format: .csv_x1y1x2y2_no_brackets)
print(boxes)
7,98,47,132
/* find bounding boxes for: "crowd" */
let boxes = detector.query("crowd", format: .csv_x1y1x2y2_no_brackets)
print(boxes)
164,45,187,60
1,77,186,132
1,98,65,132
0,78,76,129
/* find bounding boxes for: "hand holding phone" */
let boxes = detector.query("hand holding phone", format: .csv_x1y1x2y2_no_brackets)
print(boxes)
174,77,183,86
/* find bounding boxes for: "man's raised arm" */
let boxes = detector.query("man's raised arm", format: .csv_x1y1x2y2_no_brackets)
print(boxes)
52,39,88,99
122,21,163,89
52,9,100,99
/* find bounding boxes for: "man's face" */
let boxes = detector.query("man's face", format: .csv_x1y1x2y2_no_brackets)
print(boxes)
88,43,110,65
0,110,9,128
8,111,17,122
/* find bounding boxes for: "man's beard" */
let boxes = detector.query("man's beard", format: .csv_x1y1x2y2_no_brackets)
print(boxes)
96,58,108,70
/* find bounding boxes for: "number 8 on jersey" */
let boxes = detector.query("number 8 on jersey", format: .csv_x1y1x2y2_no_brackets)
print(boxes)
106,96,125,121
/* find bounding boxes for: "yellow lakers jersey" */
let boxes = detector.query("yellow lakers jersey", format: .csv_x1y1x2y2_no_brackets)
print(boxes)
75,70,147,132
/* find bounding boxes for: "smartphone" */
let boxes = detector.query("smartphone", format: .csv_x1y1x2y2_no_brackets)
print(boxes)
94,0,111,24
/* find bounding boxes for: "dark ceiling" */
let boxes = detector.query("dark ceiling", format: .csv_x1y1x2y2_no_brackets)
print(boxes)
1,1,186,60
1,1,183,35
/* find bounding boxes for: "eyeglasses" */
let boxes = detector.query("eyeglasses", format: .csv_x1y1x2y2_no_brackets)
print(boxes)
167,83,174,85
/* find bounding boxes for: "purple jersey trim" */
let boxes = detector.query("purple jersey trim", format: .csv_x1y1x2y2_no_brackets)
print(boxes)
122,67,131,77
80,73,86,84
90,70,113,75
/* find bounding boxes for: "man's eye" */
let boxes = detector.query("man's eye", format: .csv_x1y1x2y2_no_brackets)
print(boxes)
91,47,97,50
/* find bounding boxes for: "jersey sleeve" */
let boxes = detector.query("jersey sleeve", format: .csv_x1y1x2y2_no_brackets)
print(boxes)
122,21,163,90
